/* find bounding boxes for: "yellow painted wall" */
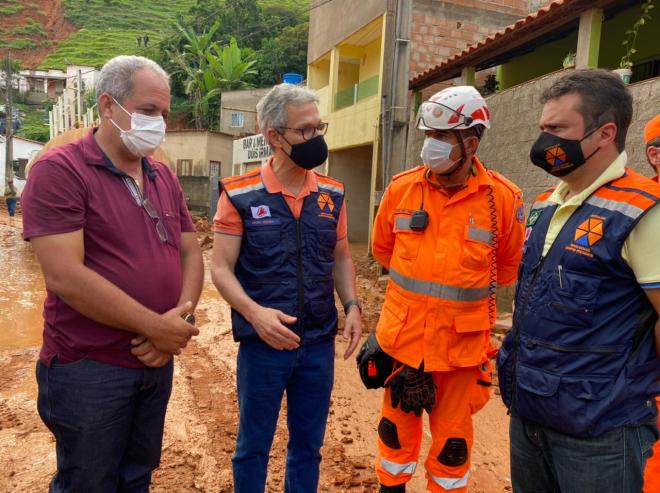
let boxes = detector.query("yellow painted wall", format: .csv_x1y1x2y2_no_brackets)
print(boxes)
325,97,380,150
308,57,330,90
360,37,382,83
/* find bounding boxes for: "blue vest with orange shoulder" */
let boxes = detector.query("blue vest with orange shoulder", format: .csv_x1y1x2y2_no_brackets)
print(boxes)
498,169,660,437
222,168,345,344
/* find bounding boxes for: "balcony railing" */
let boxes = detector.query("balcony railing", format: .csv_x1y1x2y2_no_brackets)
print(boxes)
335,75,379,110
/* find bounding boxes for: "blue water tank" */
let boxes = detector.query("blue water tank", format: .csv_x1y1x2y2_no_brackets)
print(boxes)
282,73,304,85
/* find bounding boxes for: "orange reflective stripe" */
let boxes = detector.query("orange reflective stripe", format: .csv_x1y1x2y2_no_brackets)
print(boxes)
316,174,344,195
584,195,645,220
224,175,264,198
429,470,470,490
380,458,417,476
390,268,490,302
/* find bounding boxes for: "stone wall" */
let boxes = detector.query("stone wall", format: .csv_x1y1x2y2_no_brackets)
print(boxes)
179,176,211,217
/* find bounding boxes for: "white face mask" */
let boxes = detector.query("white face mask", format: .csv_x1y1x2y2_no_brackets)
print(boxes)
110,98,166,157
421,137,460,174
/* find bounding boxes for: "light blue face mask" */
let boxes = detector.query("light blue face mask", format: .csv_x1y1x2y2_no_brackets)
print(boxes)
420,137,460,174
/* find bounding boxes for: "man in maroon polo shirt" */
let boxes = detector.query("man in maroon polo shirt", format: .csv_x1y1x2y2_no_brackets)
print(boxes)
21,55,203,492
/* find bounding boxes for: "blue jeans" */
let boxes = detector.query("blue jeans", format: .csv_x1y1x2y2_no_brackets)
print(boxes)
6,197,16,216
232,338,335,493
509,414,658,493
36,357,174,493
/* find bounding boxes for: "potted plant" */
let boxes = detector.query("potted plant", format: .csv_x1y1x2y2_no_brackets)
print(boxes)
614,0,654,84
562,51,576,68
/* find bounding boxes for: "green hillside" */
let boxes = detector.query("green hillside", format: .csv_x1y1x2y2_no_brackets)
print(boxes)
39,0,196,69
38,0,309,70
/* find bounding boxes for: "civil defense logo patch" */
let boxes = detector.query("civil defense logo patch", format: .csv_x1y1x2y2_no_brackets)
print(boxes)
250,205,271,219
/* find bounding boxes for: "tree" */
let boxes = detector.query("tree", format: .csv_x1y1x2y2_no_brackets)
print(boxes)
216,0,268,50
253,22,308,86
170,21,256,129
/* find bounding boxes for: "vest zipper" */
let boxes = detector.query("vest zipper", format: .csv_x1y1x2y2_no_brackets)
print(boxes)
524,338,623,354
509,255,546,414
295,217,304,337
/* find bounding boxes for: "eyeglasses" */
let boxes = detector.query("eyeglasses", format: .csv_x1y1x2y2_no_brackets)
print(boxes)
142,197,168,243
278,122,329,141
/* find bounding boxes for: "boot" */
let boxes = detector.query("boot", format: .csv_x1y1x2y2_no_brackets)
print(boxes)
380,484,405,493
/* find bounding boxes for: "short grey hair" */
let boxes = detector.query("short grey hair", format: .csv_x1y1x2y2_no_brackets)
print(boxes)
256,84,319,138
96,55,170,104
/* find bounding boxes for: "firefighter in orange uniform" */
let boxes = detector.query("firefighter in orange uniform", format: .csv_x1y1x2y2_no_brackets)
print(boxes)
643,113,660,493
371,86,525,493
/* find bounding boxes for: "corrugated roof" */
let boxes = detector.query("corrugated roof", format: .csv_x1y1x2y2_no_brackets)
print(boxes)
409,0,586,89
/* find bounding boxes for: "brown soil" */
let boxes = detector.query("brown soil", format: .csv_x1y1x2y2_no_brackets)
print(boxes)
0,0,77,69
0,213,512,493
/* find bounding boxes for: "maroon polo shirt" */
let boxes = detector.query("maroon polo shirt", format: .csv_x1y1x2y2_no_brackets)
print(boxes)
22,129,196,368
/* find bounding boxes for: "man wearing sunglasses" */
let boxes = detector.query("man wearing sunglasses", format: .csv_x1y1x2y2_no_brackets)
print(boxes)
211,83,362,492
21,55,203,492
370,86,525,493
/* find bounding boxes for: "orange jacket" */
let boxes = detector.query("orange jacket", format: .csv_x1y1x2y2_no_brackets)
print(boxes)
643,398,660,493
372,157,525,371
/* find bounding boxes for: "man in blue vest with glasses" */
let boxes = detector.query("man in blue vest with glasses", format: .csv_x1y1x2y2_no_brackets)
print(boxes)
498,69,660,492
211,83,362,493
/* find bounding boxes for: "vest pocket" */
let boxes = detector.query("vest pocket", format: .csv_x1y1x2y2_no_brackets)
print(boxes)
448,311,490,366
515,365,560,424
558,375,615,435
315,229,337,263
538,270,600,327
245,229,283,268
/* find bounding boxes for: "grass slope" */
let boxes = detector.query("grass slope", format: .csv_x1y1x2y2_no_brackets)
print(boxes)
39,0,196,69
39,0,310,70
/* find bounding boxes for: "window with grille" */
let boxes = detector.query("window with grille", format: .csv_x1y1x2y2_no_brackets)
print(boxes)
209,160,220,177
230,112,244,128
177,159,193,176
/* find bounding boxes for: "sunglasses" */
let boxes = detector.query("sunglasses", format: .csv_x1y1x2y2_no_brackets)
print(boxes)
142,197,168,243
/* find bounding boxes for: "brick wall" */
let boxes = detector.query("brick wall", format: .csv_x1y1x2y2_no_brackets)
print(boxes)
410,0,528,78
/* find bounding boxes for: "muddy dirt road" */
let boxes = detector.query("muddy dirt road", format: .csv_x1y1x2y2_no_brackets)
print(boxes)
0,214,511,492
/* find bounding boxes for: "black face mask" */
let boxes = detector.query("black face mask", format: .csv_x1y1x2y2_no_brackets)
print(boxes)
530,129,600,177
283,135,328,170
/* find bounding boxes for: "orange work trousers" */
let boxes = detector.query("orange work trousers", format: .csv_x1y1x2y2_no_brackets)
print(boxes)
643,399,660,493
376,364,491,492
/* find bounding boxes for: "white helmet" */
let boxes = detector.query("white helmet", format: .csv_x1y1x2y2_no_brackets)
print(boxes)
416,86,491,131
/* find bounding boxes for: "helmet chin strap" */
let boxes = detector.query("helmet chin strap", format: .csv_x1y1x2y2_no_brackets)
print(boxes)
437,131,468,177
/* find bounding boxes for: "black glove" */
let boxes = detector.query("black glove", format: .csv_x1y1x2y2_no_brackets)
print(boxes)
356,332,393,389
387,365,436,417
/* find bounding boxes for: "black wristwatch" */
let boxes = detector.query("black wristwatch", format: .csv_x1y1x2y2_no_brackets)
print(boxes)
343,299,362,315
182,312,196,325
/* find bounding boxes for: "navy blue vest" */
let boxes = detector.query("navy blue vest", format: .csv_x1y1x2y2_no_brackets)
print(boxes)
223,169,344,344
498,171,660,437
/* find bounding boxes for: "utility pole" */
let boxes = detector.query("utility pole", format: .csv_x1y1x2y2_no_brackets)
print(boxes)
4,51,13,189
77,69,83,127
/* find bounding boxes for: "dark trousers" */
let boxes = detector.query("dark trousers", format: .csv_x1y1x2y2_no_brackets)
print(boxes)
6,197,16,216
509,414,658,493
232,338,335,493
37,357,174,493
